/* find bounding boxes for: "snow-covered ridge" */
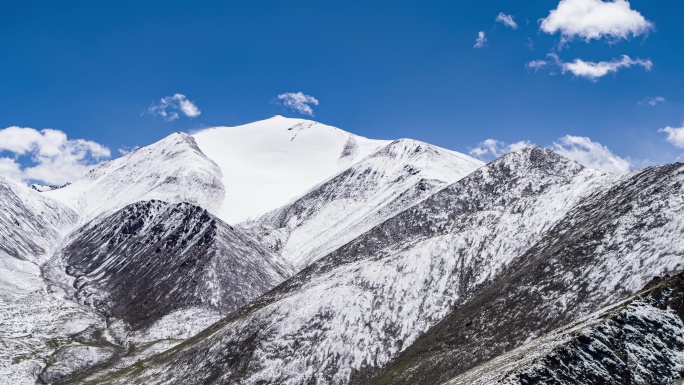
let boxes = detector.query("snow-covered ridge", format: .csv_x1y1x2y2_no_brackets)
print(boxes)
243,138,484,269
192,116,392,224
44,133,224,221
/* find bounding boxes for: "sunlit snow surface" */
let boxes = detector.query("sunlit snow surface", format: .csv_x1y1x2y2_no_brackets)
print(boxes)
192,116,392,224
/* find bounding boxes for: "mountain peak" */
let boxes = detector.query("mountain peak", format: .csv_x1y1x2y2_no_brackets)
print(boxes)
44,132,224,220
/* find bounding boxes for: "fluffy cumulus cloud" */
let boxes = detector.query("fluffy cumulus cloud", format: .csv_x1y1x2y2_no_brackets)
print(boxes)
474,31,487,48
470,139,533,161
540,0,653,42
276,92,320,116
496,13,518,29
147,93,201,121
527,53,652,81
659,125,684,148
0,127,110,185
551,135,631,173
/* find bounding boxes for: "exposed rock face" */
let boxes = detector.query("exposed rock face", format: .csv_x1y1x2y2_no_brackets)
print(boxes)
443,274,684,385
60,200,293,330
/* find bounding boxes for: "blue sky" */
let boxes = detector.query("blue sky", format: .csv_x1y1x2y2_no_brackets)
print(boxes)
1,0,683,184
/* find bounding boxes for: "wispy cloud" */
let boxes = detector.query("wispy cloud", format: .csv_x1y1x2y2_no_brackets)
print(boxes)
551,135,631,173
147,93,201,121
474,31,487,48
496,13,518,29
540,0,654,42
527,53,652,81
118,146,141,155
0,127,111,185
276,92,320,116
643,96,666,106
470,139,532,161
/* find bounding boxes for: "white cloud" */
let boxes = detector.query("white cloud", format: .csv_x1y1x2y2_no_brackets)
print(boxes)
0,127,110,185
526,60,549,71
540,0,653,42
496,13,518,29
659,125,684,148
470,139,533,161
527,53,652,81
562,55,652,80
645,96,665,106
474,31,487,48
0,158,22,182
147,93,201,121
276,92,320,116
551,135,631,173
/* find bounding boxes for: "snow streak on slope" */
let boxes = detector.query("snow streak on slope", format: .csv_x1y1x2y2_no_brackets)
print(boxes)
45,133,224,221
445,274,684,385
54,200,293,330
91,147,612,385
243,139,484,269
193,116,391,224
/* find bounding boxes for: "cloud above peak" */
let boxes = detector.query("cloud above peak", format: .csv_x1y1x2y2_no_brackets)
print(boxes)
471,136,631,174
496,13,518,29
541,0,653,42
0,127,111,185
147,93,201,121
470,139,532,161
276,92,320,116
551,135,631,173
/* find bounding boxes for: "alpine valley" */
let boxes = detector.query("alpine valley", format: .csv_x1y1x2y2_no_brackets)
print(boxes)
1,115,684,385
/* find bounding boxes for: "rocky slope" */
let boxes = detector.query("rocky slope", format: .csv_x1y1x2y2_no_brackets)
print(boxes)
443,274,684,385
242,138,483,269
366,161,684,385
52,200,293,331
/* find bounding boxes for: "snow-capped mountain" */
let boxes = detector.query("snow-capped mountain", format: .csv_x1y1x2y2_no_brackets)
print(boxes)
242,138,483,269
3,116,684,385
88,148,684,385
45,132,224,221
192,116,391,223
87,147,627,385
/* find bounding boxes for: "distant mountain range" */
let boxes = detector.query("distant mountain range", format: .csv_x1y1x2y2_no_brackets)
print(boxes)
1,116,682,385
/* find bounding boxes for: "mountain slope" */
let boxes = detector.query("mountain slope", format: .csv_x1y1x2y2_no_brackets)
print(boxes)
444,274,684,385
366,162,684,385
88,147,615,385
242,139,484,269
0,178,102,385
52,200,293,331
192,116,391,223
45,133,224,221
